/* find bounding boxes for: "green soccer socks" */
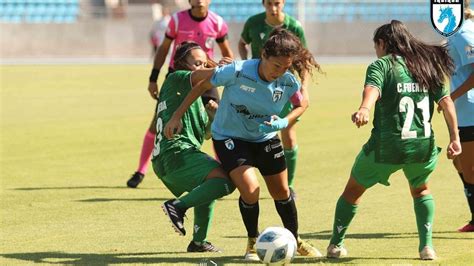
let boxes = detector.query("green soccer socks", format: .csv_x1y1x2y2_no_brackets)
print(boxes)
330,196,358,247
285,146,298,188
414,194,435,251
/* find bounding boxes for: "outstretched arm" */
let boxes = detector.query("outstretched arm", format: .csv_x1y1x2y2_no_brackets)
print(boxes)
438,96,462,159
163,68,215,138
351,85,380,128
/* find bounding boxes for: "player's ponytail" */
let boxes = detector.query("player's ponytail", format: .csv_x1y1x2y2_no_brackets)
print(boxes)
262,28,321,82
373,20,454,91
173,41,217,71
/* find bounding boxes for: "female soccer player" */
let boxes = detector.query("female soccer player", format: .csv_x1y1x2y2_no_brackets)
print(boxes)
164,28,323,261
446,0,474,232
126,0,233,188
239,0,308,197
154,41,235,252
326,20,462,260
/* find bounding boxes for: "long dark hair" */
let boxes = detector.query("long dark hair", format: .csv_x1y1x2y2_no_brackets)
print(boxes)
173,41,217,70
373,20,454,91
262,27,321,82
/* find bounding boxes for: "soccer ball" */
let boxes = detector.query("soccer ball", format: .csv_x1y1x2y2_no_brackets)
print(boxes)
256,227,297,265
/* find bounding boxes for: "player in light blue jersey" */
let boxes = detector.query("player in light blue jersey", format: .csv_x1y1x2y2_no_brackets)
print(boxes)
164,28,324,261
446,0,474,232
209,59,300,142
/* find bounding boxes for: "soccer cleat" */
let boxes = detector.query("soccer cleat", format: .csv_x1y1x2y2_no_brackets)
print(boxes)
326,244,348,258
419,246,437,260
161,199,186,236
297,237,323,257
187,241,222,253
457,223,474,232
244,237,260,261
126,172,144,188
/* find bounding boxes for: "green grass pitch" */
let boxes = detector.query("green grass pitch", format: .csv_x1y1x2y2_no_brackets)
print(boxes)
1,64,473,265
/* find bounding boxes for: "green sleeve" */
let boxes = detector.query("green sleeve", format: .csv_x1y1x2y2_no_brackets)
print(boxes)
431,85,449,103
364,60,386,96
166,70,192,95
295,24,307,48
241,19,252,44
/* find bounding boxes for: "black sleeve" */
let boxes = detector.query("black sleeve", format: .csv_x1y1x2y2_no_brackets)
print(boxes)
216,34,228,43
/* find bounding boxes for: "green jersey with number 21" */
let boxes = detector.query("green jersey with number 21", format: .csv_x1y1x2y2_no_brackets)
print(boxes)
363,55,448,164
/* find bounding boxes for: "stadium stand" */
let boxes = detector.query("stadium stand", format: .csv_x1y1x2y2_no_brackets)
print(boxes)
0,0,429,24
210,0,428,23
0,0,79,23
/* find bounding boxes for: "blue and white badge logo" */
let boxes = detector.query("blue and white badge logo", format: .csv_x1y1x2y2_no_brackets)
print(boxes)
431,0,464,37
272,89,283,102
224,139,235,150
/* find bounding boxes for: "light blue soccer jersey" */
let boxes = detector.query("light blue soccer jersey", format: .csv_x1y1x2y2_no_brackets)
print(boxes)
210,59,300,142
448,19,474,127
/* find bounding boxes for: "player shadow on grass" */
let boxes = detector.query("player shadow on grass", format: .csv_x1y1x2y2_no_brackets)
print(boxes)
0,252,255,265
11,186,157,191
2,251,446,264
76,197,170,202
75,197,272,203
300,230,473,240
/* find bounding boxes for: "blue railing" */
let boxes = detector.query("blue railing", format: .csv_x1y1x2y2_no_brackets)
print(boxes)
210,0,428,23
0,0,79,23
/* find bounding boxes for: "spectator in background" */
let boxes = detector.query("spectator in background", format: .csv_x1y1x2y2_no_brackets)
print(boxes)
126,0,233,188
150,6,171,55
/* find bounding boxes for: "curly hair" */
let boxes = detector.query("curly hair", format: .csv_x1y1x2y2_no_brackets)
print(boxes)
262,27,321,82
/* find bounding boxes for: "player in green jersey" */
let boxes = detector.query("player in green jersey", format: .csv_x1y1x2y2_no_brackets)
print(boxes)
326,20,462,260
154,42,235,252
238,0,308,197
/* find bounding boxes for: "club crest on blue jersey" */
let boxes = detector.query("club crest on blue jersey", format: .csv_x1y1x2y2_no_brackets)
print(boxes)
431,0,464,37
225,139,235,150
272,89,283,102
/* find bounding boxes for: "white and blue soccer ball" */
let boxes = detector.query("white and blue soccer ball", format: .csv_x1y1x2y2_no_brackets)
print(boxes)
256,227,297,265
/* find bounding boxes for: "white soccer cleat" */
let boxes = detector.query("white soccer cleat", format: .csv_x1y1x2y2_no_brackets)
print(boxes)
244,237,260,261
419,246,437,260
244,251,260,261
326,244,348,258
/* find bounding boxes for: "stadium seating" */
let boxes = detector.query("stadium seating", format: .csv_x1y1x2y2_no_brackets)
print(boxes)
0,0,79,23
0,0,428,24
210,0,428,23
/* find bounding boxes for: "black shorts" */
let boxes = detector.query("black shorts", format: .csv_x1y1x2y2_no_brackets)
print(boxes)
213,137,286,176
459,126,474,142
167,67,220,105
